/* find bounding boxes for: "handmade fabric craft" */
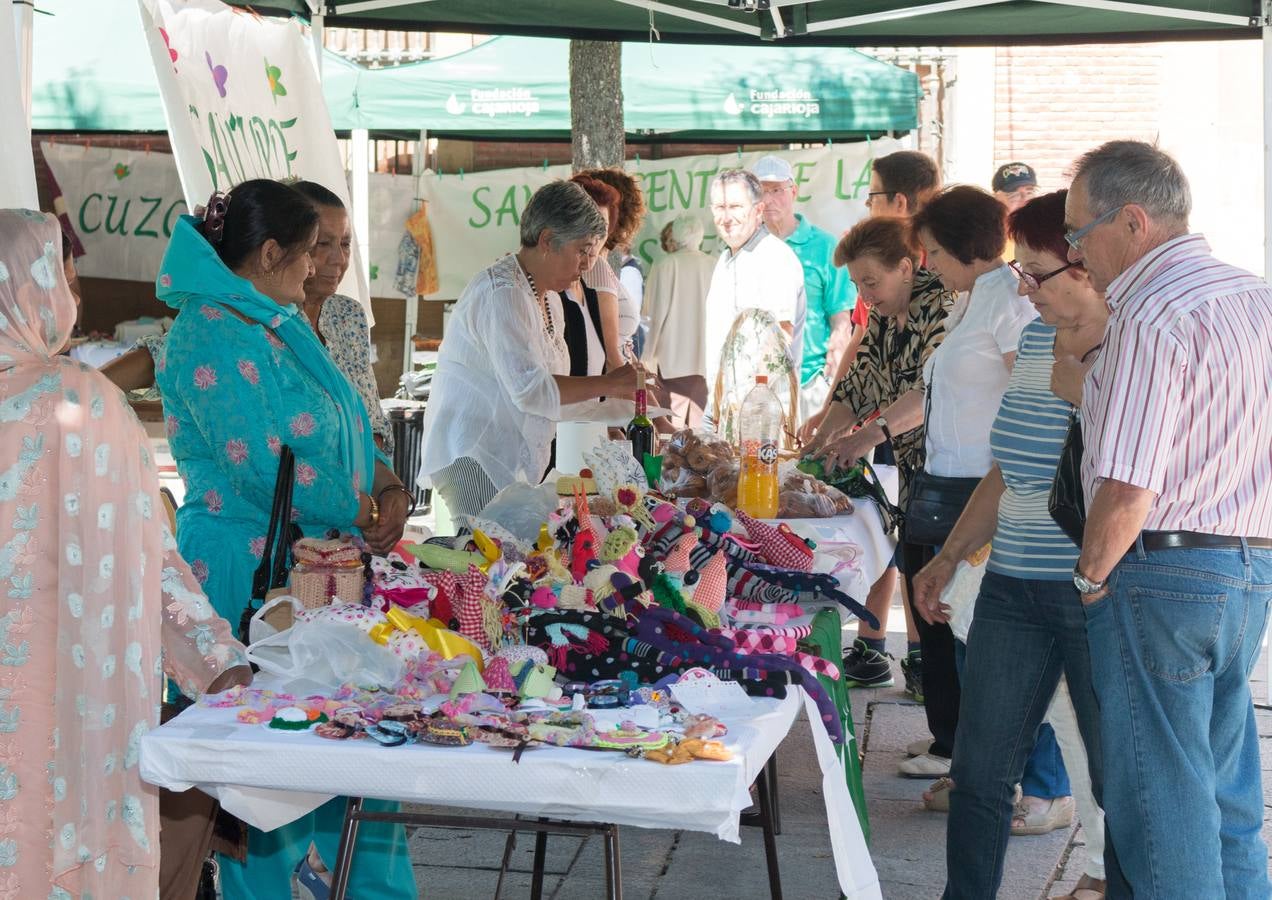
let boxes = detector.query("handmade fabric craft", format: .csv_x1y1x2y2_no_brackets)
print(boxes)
289,535,368,608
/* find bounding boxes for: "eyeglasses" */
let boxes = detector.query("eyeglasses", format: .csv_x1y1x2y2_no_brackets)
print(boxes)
1064,205,1124,251
1009,259,1078,293
864,191,893,208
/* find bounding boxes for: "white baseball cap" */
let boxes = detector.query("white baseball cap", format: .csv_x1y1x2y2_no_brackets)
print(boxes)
752,155,794,183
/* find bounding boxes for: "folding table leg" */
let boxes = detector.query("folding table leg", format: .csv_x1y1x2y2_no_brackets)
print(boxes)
603,824,623,900
329,796,364,900
756,769,784,900
766,752,782,835
494,830,518,900
529,818,549,900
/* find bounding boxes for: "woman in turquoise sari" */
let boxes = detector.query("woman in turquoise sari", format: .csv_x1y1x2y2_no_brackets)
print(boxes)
154,179,415,900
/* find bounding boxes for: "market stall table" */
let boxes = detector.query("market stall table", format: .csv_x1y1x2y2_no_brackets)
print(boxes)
775,463,899,605
142,677,880,899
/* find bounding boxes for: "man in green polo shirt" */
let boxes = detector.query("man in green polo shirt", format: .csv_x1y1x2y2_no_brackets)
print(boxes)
753,154,858,421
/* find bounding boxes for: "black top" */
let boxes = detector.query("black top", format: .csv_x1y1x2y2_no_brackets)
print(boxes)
561,279,607,377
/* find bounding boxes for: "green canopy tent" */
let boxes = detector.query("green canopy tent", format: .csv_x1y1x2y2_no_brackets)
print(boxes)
31,3,918,140
250,0,1262,45
29,0,361,132
340,36,919,139
242,0,1271,302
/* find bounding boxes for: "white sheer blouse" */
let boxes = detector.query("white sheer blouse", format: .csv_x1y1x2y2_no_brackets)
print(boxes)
420,254,568,490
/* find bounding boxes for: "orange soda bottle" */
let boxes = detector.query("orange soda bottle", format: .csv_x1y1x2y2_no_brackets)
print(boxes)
736,375,782,518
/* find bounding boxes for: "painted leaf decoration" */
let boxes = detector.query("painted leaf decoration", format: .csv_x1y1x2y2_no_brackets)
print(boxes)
264,58,286,100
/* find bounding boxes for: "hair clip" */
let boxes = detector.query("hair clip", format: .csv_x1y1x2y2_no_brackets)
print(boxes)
202,191,230,245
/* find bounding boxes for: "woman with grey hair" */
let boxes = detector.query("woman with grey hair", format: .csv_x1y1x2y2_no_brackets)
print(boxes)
642,213,716,427
420,180,646,518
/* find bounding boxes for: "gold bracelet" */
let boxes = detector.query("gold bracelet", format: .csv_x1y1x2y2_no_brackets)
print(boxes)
367,493,380,528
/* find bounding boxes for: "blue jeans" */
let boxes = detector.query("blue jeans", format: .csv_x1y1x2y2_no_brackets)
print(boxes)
1085,544,1272,900
943,572,1105,900
954,639,1071,800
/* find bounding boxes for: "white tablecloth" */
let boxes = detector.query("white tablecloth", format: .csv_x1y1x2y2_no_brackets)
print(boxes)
142,682,880,898
143,685,798,843
777,463,899,603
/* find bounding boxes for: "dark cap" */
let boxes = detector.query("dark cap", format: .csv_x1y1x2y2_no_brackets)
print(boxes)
992,162,1037,193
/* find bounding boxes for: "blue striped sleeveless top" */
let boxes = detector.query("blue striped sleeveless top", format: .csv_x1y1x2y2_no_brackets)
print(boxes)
987,320,1080,580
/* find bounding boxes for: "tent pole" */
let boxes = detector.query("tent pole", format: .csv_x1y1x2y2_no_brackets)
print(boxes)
351,127,371,300
13,0,33,127
1264,1,1271,279
403,128,428,377
310,9,324,80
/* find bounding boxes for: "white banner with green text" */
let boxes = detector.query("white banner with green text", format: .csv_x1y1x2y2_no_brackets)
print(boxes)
368,139,904,301
42,143,186,282
138,0,368,311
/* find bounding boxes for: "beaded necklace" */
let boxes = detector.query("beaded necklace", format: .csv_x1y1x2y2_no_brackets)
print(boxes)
518,255,555,338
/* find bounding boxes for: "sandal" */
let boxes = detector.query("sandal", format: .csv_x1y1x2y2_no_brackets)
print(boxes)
1050,873,1106,899
1011,795,1074,835
922,776,954,812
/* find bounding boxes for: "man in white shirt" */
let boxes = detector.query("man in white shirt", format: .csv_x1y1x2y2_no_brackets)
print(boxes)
704,168,806,431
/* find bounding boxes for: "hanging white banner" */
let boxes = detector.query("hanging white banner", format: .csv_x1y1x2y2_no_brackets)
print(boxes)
42,143,187,283
368,140,904,301
0,5,37,208
137,0,369,314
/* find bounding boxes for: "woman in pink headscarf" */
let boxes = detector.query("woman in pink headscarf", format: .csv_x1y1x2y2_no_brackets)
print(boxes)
0,209,250,899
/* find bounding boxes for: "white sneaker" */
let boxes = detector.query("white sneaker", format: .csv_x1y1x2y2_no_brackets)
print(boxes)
905,737,933,758
898,752,952,778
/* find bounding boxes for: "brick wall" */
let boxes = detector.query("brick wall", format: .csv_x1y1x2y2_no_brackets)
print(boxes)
992,43,1164,190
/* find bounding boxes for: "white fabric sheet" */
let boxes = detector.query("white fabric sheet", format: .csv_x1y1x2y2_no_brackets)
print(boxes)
142,686,799,843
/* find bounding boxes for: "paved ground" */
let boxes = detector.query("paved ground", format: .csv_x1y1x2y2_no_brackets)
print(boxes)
400,601,1272,899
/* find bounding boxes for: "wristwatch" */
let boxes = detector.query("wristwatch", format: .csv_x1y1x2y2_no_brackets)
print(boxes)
875,416,892,443
1072,565,1106,595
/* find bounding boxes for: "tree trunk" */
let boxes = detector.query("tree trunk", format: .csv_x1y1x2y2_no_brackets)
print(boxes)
569,40,624,172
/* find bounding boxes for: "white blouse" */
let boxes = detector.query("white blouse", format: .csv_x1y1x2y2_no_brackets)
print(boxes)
585,256,640,350
922,263,1038,477
420,254,567,490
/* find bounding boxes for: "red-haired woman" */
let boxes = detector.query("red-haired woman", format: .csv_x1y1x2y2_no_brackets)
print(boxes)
912,191,1110,900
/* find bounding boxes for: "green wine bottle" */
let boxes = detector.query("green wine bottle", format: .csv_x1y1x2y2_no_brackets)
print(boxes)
626,369,655,464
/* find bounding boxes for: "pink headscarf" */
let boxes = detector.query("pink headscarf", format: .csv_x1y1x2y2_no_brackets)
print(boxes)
0,210,244,896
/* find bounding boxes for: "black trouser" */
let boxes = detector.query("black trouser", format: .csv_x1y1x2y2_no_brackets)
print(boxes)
901,540,960,759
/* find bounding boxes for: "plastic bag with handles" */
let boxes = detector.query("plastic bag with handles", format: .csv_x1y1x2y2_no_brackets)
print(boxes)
245,598,405,690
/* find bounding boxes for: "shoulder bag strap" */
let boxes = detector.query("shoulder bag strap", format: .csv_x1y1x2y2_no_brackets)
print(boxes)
250,446,292,602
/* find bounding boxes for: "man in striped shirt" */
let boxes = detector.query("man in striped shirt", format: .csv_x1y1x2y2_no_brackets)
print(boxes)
1065,140,1272,899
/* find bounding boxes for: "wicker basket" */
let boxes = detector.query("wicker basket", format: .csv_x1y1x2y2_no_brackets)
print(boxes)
287,538,366,609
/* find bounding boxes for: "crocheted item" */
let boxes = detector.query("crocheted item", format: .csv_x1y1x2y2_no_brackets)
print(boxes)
267,706,328,731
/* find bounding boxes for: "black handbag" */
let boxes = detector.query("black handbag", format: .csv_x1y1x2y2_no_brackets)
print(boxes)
238,445,299,643
1049,408,1086,546
903,469,981,546
901,368,980,546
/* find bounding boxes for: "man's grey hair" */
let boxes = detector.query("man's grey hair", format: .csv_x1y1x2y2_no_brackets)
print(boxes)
520,180,607,249
710,168,763,206
666,214,705,252
1072,140,1191,226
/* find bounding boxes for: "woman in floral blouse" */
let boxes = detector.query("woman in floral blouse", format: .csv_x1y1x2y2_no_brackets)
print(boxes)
0,209,249,899
153,180,414,899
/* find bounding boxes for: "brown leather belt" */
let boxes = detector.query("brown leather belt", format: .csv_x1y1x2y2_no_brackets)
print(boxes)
1139,530,1272,552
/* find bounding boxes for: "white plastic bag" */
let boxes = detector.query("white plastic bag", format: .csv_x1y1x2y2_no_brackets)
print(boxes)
944,558,988,643
468,479,560,543
246,614,404,690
